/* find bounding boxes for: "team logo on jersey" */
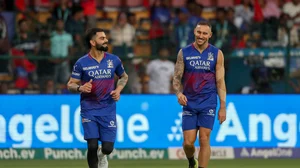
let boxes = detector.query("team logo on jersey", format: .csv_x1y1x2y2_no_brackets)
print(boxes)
107,60,114,68
207,52,214,61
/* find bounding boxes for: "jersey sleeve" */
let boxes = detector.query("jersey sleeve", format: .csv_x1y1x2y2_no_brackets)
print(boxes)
71,61,83,79
115,57,125,77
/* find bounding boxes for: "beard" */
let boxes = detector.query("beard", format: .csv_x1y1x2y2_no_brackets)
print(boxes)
96,43,108,52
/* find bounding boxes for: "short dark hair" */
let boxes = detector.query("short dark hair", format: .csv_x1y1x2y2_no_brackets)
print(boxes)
18,19,27,26
196,20,212,29
85,28,105,49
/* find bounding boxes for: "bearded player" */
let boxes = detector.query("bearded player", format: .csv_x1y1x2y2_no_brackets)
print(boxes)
67,28,128,168
173,21,227,168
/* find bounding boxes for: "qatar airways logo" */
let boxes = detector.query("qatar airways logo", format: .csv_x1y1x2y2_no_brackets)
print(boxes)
189,60,211,70
88,69,112,79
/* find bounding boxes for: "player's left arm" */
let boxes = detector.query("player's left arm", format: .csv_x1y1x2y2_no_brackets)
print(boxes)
111,59,129,101
116,72,129,92
216,50,227,124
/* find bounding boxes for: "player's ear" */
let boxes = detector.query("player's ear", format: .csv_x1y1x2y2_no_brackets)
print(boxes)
90,40,95,47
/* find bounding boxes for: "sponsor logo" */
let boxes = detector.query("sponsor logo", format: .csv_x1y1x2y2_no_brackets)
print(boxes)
44,148,87,160
216,102,298,147
186,56,201,60
168,147,234,160
83,66,99,71
87,69,112,79
182,111,192,116
0,148,36,160
189,60,211,70
82,118,91,123
207,109,215,116
167,112,182,141
109,148,166,159
108,120,116,128
237,148,294,159
72,72,80,76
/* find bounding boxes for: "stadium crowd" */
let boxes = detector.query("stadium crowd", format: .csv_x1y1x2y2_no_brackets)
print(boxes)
0,0,299,94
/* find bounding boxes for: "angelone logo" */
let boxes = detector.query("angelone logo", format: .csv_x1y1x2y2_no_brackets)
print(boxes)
167,112,182,142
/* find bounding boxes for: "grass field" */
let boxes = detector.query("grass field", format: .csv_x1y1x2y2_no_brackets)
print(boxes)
1,159,300,168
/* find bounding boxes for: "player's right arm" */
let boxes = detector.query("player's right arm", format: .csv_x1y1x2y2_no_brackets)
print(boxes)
172,49,187,106
67,78,93,93
67,61,92,93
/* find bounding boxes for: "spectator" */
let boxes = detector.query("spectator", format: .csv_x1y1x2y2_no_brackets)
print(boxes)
260,0,281,19
80,0,97,28
0,12,10,76
52,0,72,23
110,12,136,58
255,0,280,41
234,0,254,29
283,0,300,23
146,47,174,94
0,13,9,54
211,8,238,56
127,12,137,27
37,35,53,87
149,0,172,56
186,0,205,27
12,19,39,55
172,7,194,51
66,5,86,58
66,5,85,37
40,77,55,94
277,13,299,47
50,19,73,86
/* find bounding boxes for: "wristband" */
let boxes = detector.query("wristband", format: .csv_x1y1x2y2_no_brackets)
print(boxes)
77,85,81,92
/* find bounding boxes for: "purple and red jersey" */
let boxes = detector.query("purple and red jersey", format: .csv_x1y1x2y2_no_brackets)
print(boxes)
182,43,218,111
71,53,125,116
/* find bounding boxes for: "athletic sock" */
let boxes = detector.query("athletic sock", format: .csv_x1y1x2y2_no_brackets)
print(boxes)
188,156,195,166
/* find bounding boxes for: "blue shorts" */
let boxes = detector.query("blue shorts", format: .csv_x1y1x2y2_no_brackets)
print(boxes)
182,107,216,131
81,113,117,142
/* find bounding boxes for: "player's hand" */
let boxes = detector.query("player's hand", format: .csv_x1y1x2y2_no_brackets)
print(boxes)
177,92,187,106
79,79,93,93
110,90,120,101
218,108,226,124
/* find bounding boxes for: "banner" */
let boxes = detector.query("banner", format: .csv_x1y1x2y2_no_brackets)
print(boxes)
109,148,167,160
0,95,300,148
234,148,300,159
168,147,234,160
0,148,167,160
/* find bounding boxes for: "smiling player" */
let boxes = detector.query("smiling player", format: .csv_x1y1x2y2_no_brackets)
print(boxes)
67,28,128,168
172,21,227,168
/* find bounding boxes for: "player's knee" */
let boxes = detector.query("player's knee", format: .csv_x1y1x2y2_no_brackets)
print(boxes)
101,142,114,155
199,135,209,145
87,139,98,152
183,139,194,146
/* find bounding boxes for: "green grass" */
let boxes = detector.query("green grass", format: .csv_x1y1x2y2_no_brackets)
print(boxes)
0,159,300,168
